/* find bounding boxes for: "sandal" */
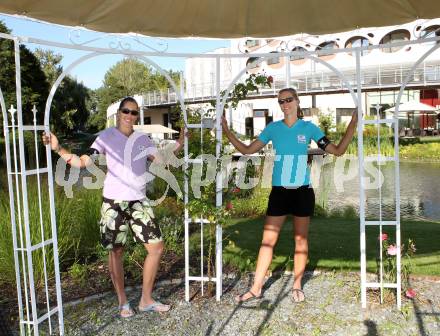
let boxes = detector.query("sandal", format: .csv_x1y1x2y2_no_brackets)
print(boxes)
138,301,170,312
119,302,135,318
292,288,305,302
235,290,262,303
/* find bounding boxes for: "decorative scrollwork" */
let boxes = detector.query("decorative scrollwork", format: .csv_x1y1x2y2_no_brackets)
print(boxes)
413,19,440,40
237,35,320,58
68,29,168,52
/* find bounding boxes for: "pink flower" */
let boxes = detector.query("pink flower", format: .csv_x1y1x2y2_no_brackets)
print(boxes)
231,187,241,193
226,202,233,211
387,245,398,256
405,288,416,299
379,233,388,241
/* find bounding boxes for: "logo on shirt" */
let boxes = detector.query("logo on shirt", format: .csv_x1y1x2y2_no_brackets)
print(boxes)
297,134,306,144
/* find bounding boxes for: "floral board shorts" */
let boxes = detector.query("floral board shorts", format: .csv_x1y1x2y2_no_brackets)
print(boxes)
99,197,162,250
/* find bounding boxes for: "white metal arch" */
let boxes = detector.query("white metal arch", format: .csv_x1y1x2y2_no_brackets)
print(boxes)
373,40,440,309
3,35,191,334
0,84,27,335
4,30,440,335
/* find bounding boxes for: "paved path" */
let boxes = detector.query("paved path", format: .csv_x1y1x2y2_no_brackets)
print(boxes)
61,271,440,336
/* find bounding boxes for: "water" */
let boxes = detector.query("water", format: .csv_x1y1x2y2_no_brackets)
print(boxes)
314,160,440,221
1,159,439,221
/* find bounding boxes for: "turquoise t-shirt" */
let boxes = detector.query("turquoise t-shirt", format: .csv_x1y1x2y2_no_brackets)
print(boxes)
258,119,325,187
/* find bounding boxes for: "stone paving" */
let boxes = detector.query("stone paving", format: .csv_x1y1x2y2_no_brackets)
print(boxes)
53,271,440,335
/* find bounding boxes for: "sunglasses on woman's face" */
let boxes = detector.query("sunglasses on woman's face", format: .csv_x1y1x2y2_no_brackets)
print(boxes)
120,107,139,116
278,97,295,105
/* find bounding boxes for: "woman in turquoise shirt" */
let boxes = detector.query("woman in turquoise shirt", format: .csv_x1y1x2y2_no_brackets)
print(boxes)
222,88,358,302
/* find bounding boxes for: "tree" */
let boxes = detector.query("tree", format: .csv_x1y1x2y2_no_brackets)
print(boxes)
34,48,91,134
34,48,62,86
0,21,49,128
85,89,105,133
151,69,181,91
318,110,334,136
92,58,181,131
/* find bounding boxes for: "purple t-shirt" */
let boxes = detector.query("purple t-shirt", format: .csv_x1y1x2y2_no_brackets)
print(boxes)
91,127,157,201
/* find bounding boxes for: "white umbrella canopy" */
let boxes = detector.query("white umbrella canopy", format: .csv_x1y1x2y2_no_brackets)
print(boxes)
1,0,440,38
385,100,438,114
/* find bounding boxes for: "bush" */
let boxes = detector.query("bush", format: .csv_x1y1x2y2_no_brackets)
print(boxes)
229,185,270,218
153,197,183,219
159,216,184,255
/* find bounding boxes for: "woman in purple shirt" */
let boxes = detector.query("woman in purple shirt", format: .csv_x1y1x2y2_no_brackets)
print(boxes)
43,97,183,317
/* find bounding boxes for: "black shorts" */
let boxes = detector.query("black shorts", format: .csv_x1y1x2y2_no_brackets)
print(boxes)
266,185,315,217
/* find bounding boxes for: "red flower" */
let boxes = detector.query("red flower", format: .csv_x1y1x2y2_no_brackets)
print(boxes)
379,233,388,241
405,288,416,299
226,201,233,211
232,187,241,193
267,76,273,84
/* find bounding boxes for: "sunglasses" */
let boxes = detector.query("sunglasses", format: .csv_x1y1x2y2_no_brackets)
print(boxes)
120,107,139,116
278,97,296,105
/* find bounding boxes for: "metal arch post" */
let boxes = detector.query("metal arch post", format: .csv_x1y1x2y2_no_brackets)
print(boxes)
392,41,440,310
215,56,223,301
13,37,36,335
355,48,367,309
32,104,54,333
182,71,190,302
13,38,40,336
285,56,291,88
10,104,31,334
0,87,25,335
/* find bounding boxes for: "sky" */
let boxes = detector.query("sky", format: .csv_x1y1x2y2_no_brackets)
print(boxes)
0,14,230,90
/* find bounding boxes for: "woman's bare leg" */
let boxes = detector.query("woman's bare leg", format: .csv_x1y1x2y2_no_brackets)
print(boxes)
109,247,132,314
139,241,169,310
236,215,286,301
292,216,310,301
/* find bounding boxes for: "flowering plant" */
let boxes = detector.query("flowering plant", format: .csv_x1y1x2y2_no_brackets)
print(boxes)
186,73,271,296
379,232,417,298
210,73,272,111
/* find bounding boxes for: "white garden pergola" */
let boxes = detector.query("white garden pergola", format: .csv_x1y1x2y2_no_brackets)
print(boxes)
1,3,440,335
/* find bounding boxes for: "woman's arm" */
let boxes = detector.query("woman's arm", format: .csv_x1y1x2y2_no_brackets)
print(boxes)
42,132,93,168
324,111,358,156
222,117,265,155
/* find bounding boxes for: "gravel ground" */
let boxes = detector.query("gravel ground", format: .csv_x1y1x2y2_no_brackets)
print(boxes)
54,271,439,336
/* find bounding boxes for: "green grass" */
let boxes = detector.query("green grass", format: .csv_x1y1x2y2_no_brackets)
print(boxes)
336,134,440,162
223,216,440,276
400,142,440,162
0,178,102,286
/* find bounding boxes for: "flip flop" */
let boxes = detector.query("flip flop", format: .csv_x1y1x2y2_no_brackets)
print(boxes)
119,302,135,318
138,301,170,312
235,290,262,303
292,288,305,302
